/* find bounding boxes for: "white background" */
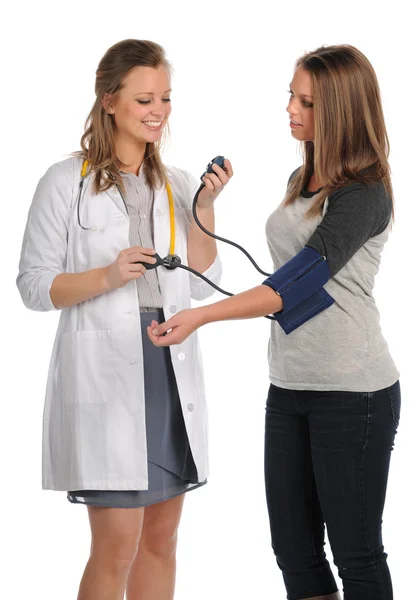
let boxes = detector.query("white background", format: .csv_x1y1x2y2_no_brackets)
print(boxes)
2,1,415,598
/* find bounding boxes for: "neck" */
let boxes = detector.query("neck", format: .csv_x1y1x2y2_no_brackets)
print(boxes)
114,134,147,175
308,172,323,191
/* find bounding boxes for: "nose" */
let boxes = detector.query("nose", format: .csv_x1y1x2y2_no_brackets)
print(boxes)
150,98,167,118
286,97,299,117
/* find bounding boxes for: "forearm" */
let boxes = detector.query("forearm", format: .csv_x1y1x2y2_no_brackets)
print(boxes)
187,205,217,272
50,267,111,309
197,285,283,325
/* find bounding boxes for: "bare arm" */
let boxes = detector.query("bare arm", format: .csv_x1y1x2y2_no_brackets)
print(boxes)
187,204,217,273
50,268,111,309
198,285,282,323
147,285,282,347
50,246,156,309
186,160,233,273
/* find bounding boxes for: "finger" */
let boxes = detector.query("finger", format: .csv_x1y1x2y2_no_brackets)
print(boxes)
212,162,229,185
204,171,223,189
147,325,174,346
126,252,157,265
151,319,172,336
127,264,146,274
202,175,215,191
224,158,233,178
148,319,169,336
126,247,156,256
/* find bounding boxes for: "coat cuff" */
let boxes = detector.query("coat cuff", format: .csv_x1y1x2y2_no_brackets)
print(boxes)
189,254,222,301
262,246,334,334
38,271,60,311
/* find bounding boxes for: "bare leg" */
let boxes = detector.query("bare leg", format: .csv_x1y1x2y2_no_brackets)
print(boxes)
126,494,185,600
77,506,144,600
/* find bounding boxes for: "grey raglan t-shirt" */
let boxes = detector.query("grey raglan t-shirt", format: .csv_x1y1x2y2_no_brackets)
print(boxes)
265,172,399,392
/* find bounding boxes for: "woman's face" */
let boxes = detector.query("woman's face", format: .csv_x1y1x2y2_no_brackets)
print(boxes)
286,67,315,142
108,65,172,145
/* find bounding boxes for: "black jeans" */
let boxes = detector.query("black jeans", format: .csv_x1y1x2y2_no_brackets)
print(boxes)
264,381,400,600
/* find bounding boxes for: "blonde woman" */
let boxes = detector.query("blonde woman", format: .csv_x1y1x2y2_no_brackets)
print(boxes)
17,39,232,600
149,45,400,600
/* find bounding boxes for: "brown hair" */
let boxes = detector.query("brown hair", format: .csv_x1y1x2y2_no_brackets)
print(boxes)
76,39,171,193
284,45,394,218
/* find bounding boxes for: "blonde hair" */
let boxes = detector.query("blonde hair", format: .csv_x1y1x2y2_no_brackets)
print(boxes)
76,39,171,193
284,45,394,218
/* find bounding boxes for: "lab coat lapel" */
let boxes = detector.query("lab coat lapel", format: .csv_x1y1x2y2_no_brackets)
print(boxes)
105,186,129,220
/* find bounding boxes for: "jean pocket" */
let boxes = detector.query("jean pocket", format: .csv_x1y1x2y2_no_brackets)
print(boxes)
387,380,401,426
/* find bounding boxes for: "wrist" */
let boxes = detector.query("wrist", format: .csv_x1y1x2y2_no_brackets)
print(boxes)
99,266,113,293
195,306,211,327
196,199,215,211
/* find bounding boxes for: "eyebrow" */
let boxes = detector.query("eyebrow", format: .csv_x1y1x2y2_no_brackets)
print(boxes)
133,89,172,96
289,85,313,99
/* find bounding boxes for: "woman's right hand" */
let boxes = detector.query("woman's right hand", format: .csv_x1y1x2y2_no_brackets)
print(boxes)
104,246,157,290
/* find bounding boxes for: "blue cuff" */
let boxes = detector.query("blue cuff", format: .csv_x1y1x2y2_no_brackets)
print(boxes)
272,289,335,334
262,246,334,334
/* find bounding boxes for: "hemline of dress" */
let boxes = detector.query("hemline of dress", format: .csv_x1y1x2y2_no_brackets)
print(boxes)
66,480,207,509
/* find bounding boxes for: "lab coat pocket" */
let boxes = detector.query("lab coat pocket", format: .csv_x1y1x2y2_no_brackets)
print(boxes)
60,329,115,405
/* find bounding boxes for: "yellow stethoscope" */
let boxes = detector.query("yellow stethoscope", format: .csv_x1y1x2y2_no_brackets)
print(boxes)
77,159,176,263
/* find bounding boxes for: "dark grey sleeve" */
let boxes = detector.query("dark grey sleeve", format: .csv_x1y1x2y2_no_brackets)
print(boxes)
306,181,392,276
287,167,301,187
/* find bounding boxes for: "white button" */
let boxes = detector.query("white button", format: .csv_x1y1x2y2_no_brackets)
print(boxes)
177,352,186,361
169,305,177,314
155,209,163,217
90,226,97,231
129,360,137,365
125,311,132,316
187,403,194,412
140,213,147,219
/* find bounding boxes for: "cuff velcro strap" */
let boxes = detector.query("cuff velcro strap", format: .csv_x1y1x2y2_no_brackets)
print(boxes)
262,246,334,334
273,289,335,334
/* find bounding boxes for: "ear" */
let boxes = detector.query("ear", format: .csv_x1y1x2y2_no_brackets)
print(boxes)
102,93,115,114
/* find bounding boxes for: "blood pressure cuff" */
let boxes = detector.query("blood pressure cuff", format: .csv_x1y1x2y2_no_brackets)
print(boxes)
262,246,335,335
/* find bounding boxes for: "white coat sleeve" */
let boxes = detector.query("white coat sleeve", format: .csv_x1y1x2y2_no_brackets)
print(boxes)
182,170,223,301
16,161,74,311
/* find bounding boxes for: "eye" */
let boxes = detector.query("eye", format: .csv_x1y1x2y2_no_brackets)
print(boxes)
162,97,171,103
137,100,151,105
287,90,294,98
303,101,313,108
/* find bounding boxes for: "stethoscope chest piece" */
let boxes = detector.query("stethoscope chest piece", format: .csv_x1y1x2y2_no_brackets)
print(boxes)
162,254,182,270
136,253,181,271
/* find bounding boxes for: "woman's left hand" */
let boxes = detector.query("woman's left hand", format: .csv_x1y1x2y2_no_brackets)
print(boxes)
196,158,233,209
147,308,204,347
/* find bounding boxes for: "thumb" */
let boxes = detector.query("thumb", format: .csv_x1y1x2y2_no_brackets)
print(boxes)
152,319,171,336
150,320,159,334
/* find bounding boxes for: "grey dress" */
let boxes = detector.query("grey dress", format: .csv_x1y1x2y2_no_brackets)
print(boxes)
67,170,206,508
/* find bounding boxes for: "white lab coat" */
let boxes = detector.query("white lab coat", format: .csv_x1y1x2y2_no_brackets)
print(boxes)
17,156,222,491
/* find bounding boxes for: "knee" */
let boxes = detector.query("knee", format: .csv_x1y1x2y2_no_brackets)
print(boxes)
91,535,140,574
272,541,329,575
141,525,179,561
334,546,388,574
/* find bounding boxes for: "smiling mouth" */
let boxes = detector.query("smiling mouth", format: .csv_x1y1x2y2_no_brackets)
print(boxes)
143,121,163,128
290,120,303,126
